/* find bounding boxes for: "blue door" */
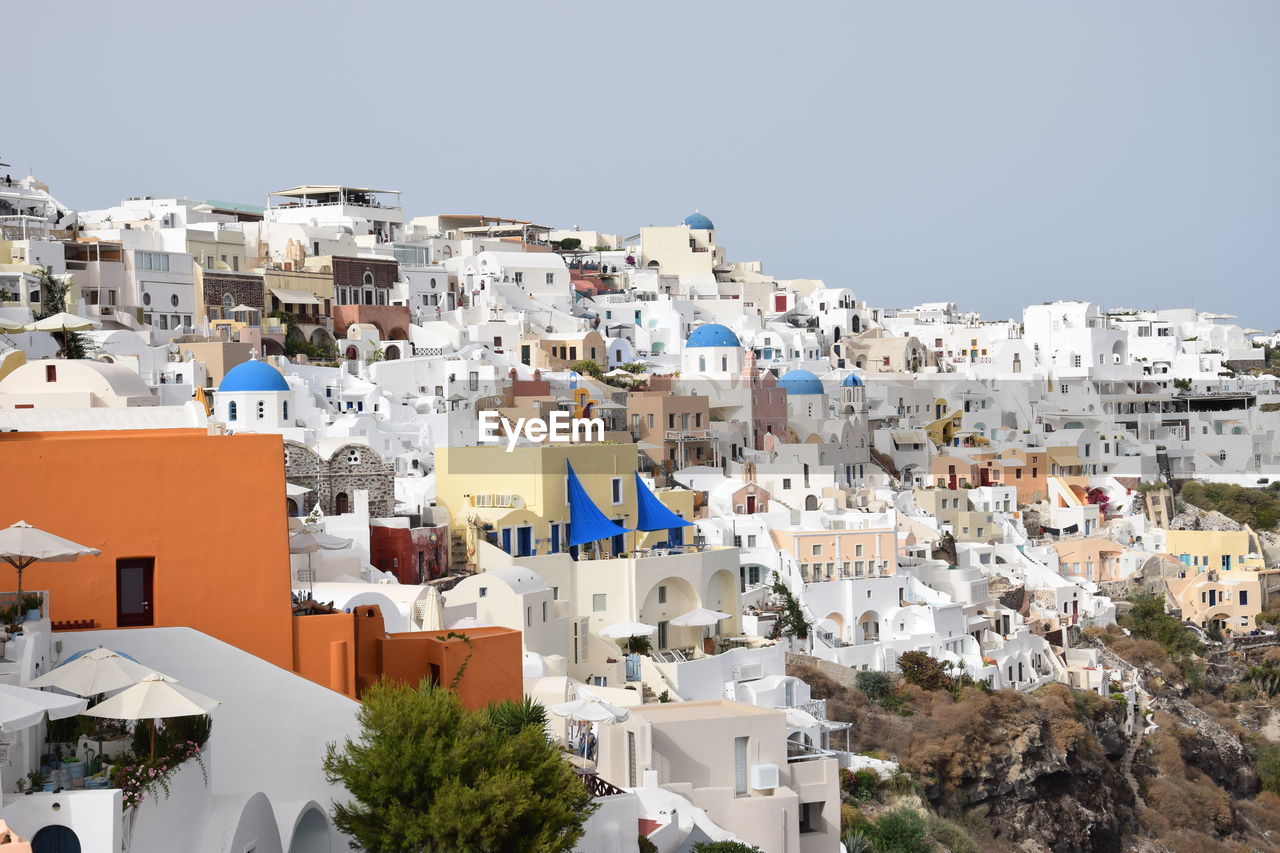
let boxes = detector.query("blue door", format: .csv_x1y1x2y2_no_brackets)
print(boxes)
33,826,81,853
501,528,512,554
517,526,533,557
550,524,561,554
611,520,626,556
669,527,684,547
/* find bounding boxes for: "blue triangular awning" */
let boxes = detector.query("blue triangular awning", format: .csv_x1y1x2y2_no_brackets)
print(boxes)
567,461,632,547
633,472,694,532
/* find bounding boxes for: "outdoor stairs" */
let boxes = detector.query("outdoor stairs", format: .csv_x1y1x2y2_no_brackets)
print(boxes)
640,682,657,704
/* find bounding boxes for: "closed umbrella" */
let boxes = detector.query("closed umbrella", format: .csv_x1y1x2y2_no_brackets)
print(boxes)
0,684,87,733
0,520,100,604
84,673,219,760
418,586,443,631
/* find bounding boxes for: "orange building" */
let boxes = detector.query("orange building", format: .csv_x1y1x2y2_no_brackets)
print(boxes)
930,448,1048,505
0,429,521,710
0,429,296,669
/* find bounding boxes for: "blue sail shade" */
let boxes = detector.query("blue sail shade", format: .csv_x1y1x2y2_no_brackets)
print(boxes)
566,461,632,547
633,472,694,532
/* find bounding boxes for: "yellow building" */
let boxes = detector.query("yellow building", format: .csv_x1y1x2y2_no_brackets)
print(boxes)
1167,569,1265,633
1163,527,1265,574
435,443,693,565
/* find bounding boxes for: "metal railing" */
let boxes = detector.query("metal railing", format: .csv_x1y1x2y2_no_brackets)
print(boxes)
575,768,626,798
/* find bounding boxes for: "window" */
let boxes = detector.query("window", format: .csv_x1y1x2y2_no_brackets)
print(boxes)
1240,591,1249,606
545,272,555,284
228,401,237,421
734,736,749,796
170,294,180,307
782,478,792,490
658,585,667,604
45,364,56,382
592,594,607,612
526,606,532,627
811,544,822,556
479,587,488,598
143,292,152,306
610,478,622,504
282,401,289,420
363,272,374,287
514,272,524,285
542,601,547,621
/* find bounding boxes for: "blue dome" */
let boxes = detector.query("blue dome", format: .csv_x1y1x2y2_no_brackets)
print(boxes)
219,359,289,392
686,323,740,348
841,373,864,387
777,369,825,395
683,212,715,230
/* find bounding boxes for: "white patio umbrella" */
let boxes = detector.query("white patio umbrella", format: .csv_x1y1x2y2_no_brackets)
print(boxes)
24,312,100,333
0,316,26,332
670,608,731,628
548,696,628,724
0,520,100,603
289,528,352,597
25,647,172,696
84,673,219,760
598,620,659,639
0,684,87,733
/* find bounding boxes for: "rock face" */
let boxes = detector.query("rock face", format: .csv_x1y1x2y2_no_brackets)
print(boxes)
1151,696,1260,798
926,696,1136,850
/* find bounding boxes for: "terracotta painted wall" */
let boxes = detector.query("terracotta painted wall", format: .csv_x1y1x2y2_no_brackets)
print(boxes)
0,429,294,669
377,626,522,710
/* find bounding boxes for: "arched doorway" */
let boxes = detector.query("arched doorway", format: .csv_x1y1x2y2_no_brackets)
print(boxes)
335,492,349,514
856,610,881,643
289,806,333,853
345,346,358,360
384,343,401,360
33,826,81,853
287,498,300,516
804,494,819,511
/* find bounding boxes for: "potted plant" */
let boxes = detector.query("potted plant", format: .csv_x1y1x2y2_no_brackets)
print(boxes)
623,635,653,656
21,592,42,622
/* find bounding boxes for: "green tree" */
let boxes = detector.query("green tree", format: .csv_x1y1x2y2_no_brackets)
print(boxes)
558,237,582,251
36,265,89,358
854,670,893,702
569,359,602,379
324,680,595,852
486,696,549,737
896,651,955,693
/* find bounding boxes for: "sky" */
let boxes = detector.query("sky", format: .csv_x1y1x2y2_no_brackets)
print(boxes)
7,1,1279,326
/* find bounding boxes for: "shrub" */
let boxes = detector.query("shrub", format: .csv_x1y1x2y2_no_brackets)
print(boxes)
924,811,980,853
897,651,956,693
855,670,893,701
870,806,930,853
840,768,881,802
569,359,602,379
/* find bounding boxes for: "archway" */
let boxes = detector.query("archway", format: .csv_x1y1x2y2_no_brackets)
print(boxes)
823,612,846,641
32,826,81,853
262,337,286,357
389,327,408,341
855,610,881,643
384,343,401,360
704,569,738,617
230,793,284,853
335,492,350,514
287,498,300,516
345,345,358,360
289,806,333,853
804,494,819,511
638,576,699,650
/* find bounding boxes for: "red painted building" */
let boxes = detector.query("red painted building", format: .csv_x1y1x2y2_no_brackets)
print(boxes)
369,521,449,584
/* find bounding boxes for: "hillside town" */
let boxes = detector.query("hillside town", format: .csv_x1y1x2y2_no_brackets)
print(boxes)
0,168,1278,853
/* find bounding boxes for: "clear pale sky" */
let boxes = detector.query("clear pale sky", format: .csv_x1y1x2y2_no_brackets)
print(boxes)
8,1,1278,326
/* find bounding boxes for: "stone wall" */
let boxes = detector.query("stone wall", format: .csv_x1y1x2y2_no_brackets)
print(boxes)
284,440,395,517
